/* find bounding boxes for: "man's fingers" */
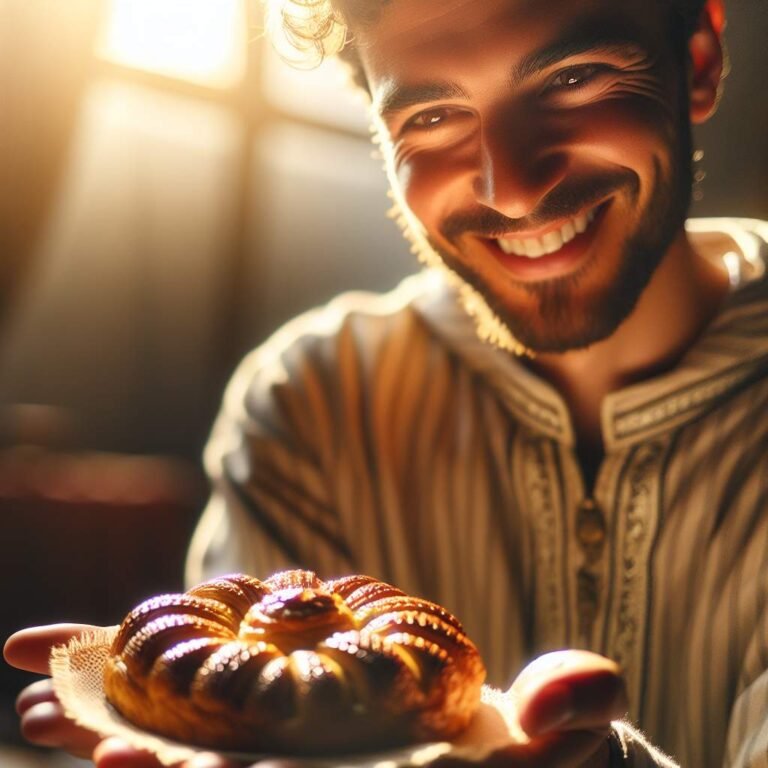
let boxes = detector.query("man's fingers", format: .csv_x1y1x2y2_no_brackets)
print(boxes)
520,670,626,736
4,623,99,674
514,651,627,738
16,676,104,760
16,679,57,715
93,737,167,768
94,739,250,768
20,699,101,758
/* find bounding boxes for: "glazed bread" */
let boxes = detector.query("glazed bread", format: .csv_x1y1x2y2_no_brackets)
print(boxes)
104,570,486,754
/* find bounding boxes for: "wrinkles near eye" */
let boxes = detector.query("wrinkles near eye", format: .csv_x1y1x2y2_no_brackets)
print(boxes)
541,60,668,109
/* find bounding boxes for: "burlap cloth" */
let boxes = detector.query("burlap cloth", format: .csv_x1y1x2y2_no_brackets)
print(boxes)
50,628,527,767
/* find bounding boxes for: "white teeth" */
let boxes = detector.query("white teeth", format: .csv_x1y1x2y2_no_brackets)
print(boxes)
524,239,544,257
496,205,599,258
541,229,563,254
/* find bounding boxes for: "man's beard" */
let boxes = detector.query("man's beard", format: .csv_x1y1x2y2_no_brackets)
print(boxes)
427,152,691,355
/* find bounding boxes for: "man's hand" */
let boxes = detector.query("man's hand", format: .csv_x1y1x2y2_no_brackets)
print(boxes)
4,624,278,768
513,649,626,766
4,624,165,766
5,624,105,759
441,650,627,768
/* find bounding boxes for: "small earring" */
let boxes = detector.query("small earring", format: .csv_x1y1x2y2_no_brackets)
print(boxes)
692,148,706,202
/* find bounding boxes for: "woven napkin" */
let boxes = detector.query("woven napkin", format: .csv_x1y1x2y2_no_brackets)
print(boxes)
50,629,526,767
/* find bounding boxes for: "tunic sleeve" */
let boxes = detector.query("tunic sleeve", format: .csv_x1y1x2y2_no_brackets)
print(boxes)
185,304,363,587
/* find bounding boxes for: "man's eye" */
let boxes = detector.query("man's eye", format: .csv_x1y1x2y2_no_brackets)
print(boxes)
549,64,602,89
404,107,455,130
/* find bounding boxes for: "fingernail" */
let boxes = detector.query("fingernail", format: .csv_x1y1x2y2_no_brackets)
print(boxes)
524,681,575,736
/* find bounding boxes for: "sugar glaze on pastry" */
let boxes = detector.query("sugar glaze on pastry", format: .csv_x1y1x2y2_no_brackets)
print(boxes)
104,570,486,754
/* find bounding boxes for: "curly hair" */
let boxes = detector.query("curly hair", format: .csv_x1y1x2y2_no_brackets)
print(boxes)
264,0,383,87
265,0,715,88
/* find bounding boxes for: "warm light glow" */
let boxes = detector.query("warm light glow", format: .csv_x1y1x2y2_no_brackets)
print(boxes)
99,0,246,88
262,43,370,135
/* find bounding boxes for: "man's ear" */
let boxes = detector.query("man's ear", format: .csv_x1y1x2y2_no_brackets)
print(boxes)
688,0,726,124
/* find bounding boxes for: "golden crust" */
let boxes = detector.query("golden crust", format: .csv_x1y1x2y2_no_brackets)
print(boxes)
104,570,486,755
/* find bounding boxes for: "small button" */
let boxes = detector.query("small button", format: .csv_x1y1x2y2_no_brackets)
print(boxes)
577,499,606,543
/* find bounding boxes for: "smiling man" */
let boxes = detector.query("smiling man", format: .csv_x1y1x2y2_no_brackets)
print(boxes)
5,0,768,767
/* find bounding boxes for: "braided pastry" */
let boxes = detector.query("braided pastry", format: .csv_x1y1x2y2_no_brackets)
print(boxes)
104,570,486,754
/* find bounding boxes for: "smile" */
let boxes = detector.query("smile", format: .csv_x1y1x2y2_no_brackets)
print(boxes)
496,206,599,258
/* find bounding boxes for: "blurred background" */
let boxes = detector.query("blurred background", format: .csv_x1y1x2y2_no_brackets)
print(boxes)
0,0,765,764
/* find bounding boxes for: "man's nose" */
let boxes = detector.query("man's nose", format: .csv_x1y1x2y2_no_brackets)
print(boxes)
473,114,567,219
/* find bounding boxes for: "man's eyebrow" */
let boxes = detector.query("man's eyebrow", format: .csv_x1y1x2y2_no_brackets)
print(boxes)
511,29,649,86
375,81,469,120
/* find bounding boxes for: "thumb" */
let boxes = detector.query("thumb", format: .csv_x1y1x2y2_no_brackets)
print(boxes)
513,650,627,738
4,624,100,675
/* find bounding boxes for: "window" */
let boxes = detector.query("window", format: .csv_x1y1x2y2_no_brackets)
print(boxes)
99,0,247,88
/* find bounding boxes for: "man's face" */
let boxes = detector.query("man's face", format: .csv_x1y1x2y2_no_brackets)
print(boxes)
358,0,693,353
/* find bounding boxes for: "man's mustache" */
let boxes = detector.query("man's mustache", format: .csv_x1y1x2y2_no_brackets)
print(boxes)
439,170,638,242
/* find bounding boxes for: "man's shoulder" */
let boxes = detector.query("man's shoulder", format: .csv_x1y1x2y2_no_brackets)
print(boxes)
224,271,456,404
257,268,450,357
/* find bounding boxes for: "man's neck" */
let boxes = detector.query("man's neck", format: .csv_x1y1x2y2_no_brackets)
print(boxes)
527,228,730,490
